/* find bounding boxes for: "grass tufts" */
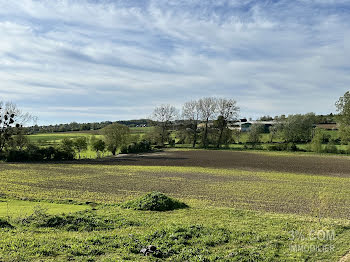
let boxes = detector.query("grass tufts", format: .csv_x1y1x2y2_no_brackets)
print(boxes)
121,192,189,211
0,218,14,228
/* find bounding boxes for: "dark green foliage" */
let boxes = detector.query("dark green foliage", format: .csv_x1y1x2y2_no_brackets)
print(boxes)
280,113,316,143
120,140,152,154
122,192,188,211
92,139,105,157
247,124,264,144
324,140,338,154
102,123,130,155
267,143,299,152
5,145,74,162
0,218,14,228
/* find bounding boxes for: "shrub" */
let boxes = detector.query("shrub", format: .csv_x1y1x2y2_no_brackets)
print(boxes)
121,140,152,154
311,136,323,153
5,145,74,162
286,142,298,151
0,218,13,228
267,143,287,151
324,141,338,154
122,192,188,211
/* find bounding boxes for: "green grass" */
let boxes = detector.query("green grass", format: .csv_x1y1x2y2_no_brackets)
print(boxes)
2,139,350,261
0,199,88,218
1,201,349,261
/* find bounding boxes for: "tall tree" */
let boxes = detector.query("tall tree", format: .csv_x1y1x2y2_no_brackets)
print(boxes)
73,137,88,159
281,113,316,143
198,97,217,148
102,123,130,155
336,91,350,125
152,104,177,147
182,100,200,148
92,139,105,158
336,91,350,143
216,98,239,148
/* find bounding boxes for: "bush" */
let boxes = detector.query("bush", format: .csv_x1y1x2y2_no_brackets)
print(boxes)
122,192,188,211
5,145,74,162
324,141,338,154
286,142,298,151
120,140,152,154
267,143,299,152
0,218,13,228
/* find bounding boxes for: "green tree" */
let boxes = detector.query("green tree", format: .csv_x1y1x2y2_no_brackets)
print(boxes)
232,129,241,143
281,113,316,143
268,125,280,143
92,139,105,158
247,124,264,145
73,137,88,159
336,92,350,143
102,123,130,155
310,128,323,153
60,138,75,159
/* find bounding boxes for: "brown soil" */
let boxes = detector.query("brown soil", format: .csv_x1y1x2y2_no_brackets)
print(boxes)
78,150,350,177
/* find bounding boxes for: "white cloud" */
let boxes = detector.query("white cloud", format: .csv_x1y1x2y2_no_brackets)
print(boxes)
0,0,349,124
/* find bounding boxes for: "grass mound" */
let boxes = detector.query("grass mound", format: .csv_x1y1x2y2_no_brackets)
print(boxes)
0,218,13,228
122,192,188,211
18,206,135,231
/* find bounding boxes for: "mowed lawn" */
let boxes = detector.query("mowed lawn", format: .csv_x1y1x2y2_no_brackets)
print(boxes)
1,150,350,261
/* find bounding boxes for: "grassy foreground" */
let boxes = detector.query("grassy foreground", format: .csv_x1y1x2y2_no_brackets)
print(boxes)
1,160,350,261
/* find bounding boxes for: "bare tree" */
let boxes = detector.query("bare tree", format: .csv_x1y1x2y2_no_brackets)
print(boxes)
182,100,200,148
216,98,239,148
198,97,218,148
0,102,35,151
152,104,178,147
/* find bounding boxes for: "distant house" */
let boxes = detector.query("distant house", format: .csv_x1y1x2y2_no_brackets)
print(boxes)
228,120,278,132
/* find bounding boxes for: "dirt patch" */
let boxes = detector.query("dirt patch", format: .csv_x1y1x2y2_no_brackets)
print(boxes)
76,150,350,177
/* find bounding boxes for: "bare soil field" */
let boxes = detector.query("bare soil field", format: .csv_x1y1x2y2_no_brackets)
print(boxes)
80,150,350,177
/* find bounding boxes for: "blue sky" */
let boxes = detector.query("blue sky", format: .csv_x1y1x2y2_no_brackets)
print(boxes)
1,0,350,125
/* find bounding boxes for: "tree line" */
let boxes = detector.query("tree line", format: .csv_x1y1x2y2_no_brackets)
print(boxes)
25,119,152,134
2,92,350,161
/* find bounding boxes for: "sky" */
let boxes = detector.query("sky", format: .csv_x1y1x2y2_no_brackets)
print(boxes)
1,0,350,125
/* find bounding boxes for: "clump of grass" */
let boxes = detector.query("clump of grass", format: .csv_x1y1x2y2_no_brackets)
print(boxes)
17,206,134,231
119,224,230,259
122,192,188,211
0,218,13,228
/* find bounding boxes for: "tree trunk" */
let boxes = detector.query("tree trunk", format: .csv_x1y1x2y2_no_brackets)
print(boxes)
112,148,116,156
161,125,166,147
204,119,209,148
192,122,197,148
217,126,224,148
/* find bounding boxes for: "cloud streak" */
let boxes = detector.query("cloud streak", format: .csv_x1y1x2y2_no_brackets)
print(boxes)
0,0,349,124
